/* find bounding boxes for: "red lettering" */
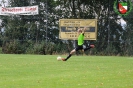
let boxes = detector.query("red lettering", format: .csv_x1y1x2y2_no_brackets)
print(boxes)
25,7,37,11
2,7,5,12
1,7,23,12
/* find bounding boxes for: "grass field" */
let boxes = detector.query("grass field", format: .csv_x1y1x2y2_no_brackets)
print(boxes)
0,54,133,88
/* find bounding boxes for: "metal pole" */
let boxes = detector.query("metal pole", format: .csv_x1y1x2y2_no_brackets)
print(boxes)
46,0,48,52
108,0,110,54
46,0,47,42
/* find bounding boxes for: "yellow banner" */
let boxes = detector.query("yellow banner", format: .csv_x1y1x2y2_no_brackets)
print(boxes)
59,19,97,40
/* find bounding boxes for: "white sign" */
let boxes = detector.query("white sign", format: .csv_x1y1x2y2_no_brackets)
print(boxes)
0,5,39,15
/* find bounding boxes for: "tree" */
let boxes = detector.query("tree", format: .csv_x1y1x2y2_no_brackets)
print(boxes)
0,0,131,55
0,0,63,54
54,0,124,55
122,5,133,56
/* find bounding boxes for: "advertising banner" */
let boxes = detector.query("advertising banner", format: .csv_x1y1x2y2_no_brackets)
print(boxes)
59,19,97,40
0,5,38,15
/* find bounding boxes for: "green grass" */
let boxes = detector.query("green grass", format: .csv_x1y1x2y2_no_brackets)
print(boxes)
0,54,133,88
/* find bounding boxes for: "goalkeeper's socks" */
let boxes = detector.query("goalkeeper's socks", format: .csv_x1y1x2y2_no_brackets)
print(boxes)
65,54,72,60
84,47,91,51
84,44,95,51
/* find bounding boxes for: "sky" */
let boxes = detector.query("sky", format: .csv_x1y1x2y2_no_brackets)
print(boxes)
0,0,7,6
0,0,130,24
120,19,126,25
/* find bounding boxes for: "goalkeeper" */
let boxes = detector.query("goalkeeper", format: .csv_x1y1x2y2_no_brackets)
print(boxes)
62,27,95,61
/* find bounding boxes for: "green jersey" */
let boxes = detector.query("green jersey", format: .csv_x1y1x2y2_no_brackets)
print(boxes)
78,33,84,45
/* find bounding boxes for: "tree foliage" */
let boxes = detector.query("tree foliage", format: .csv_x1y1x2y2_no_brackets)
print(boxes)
0,0,133,55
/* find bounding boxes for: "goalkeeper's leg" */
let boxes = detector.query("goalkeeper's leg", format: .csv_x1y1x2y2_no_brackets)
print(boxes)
62,45,83,61
62,49,75,61
84,44,95,51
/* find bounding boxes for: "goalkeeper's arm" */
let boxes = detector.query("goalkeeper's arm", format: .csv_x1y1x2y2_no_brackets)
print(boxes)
82,27,87,34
